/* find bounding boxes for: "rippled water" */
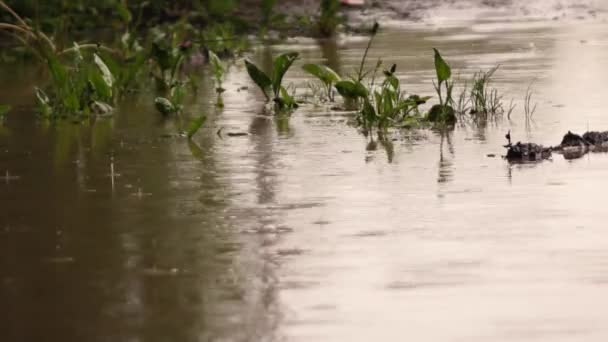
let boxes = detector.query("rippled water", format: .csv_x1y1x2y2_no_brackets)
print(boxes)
4,7,608,342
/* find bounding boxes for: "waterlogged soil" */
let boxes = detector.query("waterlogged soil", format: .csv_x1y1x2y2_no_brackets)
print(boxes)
6,2,608,342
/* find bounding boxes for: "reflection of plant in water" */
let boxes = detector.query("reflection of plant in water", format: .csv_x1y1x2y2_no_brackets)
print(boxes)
437,129,455,184
208,50,226,108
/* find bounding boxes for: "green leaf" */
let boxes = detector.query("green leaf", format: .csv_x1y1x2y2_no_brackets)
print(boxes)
187,115,207,139
335,80,367,99
244,59,272,101
0,104,10,119
94,54,114,95
154,97,177,115
271,52,299,96
46,54,68,90
433,48,451,83
302,63,341,85
89,71,112,100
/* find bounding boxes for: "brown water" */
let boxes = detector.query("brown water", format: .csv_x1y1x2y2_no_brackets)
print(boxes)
4,8,608,342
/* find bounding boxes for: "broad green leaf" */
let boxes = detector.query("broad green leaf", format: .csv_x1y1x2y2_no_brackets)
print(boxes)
154,97,177,115
244,59,272,100
0,104,10,119
89,71,112,100
335,80,367,99
187,115,207,139
302,63,340,85
94,54,114,94
271,52,299,96
433,48,451,83
46,54,68,90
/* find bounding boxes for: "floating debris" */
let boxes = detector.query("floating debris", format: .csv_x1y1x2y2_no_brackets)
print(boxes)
504,130,608,161
504,131,551,162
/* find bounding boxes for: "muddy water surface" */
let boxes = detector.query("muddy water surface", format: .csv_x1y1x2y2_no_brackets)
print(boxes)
3,9,608,342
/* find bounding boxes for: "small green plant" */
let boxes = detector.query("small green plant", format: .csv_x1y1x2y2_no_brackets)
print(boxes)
149,37,191,93
302,63,341,101
357,64,428,134
208,50,226,107
244,52,299,111
428,48,456,124
35,47,117,119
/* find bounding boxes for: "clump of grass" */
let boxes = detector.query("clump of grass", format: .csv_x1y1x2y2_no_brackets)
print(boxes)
467,65,512,122
453,81,471,119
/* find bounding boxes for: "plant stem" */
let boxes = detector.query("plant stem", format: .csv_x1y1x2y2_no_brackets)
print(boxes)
0,0,28,28
59,44,121,56
357,31,377,82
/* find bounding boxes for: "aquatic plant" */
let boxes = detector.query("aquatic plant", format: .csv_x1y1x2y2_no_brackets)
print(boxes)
428,48,456,124
468,65,512,123
302,63,341,101
149,36,191,93
358,64,428,133
244,52,299,111
470,66,498,115
33,47,118,119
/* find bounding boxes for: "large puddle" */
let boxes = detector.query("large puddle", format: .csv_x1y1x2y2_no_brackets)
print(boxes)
3,5,608,342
